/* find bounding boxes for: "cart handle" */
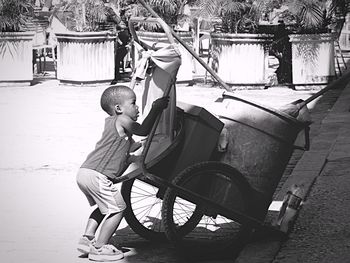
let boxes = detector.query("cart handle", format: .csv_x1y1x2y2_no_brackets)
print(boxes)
139,82,175,179
128,16,175,49
128,16,176,89
128,15,177,179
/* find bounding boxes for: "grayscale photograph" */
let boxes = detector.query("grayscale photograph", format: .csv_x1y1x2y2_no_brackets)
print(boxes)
1,0,350,262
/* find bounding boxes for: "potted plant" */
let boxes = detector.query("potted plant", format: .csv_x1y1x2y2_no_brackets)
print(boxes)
193,0,275,88
0,0,35,85
280,0,349,87
129,0,196,83
54,0,117,84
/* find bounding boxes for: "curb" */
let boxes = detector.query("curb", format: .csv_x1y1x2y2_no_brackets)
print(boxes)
235,70,350,263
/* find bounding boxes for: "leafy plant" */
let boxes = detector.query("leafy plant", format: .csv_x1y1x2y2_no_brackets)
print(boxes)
127,0,196,31
0,0,33,32
60,0,110,32
193,0,276,33
280,0,350,33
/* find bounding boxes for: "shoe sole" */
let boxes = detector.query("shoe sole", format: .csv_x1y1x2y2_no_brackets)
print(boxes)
88,253,124,261
77,244,90,255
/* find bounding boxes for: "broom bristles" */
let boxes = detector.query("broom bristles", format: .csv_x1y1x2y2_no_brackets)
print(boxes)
279,99,312,124
279,99,303,118
279,103,300,118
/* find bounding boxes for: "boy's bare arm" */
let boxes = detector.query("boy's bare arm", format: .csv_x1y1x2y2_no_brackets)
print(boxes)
129,140,144,152
128,96,169,136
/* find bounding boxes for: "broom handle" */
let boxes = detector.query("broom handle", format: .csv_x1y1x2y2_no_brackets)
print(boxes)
298,71,350,108
136,0,232,92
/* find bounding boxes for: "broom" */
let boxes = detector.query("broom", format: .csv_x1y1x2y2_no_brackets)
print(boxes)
136,0,350,120
135,0,232,92
278,71,350,119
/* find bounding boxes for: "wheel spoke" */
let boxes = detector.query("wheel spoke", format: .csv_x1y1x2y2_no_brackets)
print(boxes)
173,199,196,225
133,199,161,219
130,193,158,205
132,182,158,195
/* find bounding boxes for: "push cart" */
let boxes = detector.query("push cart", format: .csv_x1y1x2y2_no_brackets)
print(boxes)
116,3,312,258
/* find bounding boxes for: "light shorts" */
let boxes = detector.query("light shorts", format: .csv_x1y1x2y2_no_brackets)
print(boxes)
76,168,126,215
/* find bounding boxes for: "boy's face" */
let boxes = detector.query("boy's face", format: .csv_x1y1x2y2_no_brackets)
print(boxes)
118,90,139,121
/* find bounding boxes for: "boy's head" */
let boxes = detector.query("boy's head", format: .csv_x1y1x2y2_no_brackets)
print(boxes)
100,85,136,116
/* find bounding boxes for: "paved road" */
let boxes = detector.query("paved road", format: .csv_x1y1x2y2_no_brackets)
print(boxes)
0,78,324,263
272,81,350,263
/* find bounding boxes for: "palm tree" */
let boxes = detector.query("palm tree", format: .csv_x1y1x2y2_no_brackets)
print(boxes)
0,0,35,83
60,0,109,32
193,0,276,33
0,0,33,32
128,0,196,31
281,0,350,33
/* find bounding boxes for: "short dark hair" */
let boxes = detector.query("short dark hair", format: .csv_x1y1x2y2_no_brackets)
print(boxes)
100,85,131,115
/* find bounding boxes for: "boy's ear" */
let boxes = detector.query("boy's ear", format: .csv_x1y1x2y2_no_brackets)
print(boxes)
114,104,122,114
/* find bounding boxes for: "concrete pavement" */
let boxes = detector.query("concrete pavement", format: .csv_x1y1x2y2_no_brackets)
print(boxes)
272,74,350,263
0,72,348,262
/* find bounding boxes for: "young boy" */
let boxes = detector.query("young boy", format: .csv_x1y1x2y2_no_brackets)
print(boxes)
76,85,168,261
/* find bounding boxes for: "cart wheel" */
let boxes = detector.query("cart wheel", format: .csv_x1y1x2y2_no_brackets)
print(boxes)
121,176,204,242
121,178,166,241
162,161,253,258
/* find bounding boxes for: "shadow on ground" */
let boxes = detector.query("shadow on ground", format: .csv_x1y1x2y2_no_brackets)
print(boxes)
112,225,245,262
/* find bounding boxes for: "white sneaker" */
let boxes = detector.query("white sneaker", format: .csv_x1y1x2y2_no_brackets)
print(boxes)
89,244,124,261
77,236,96,255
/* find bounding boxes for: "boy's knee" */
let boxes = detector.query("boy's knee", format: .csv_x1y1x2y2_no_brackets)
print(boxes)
118,202,127,213
106,207,125,218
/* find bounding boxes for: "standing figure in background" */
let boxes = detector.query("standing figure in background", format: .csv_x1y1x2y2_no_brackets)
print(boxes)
271,20,292,85
105,1,131,84
114,23,131,83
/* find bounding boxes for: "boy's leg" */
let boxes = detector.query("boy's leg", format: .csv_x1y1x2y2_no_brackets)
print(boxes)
88,211,124,261
95,211,123,248
84,207,105,238
77,208,104,254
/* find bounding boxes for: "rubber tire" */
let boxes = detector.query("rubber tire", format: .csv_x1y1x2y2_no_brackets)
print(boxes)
162,161,253,259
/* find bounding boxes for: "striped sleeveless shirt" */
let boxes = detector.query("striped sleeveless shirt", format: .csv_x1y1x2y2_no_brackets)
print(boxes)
81,116,131,180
